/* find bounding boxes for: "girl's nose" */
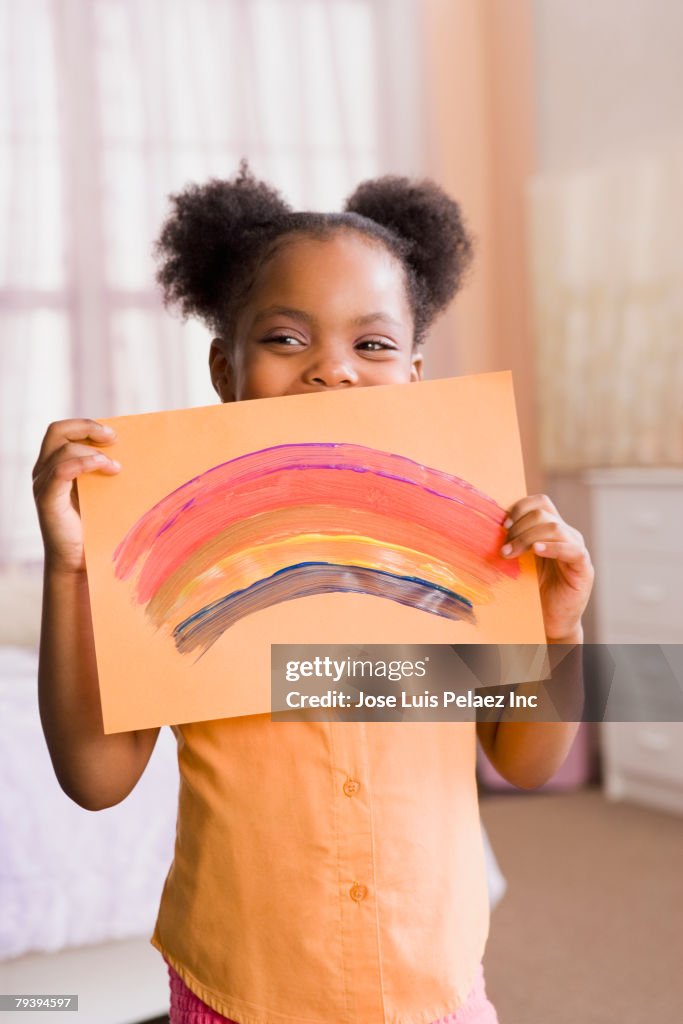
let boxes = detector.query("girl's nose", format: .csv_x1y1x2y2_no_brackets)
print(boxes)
302,351,358,388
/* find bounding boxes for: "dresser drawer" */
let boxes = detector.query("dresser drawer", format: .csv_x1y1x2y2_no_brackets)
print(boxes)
599,623,683,644
598,645,683,719
602,722,683,790
593,554,683,640
590,483,683,555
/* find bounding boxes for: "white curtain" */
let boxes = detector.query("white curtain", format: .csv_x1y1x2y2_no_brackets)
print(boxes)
0,0,425,564
529,148,683,472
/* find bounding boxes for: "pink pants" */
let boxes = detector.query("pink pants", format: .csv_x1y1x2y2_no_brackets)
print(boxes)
167,962,499,1023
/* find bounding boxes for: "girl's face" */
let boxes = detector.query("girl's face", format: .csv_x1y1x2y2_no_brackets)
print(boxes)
209,230,422,402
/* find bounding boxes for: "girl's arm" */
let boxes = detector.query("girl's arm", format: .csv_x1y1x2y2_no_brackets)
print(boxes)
34,419,159,811
477,495,594,789
476,628,584,789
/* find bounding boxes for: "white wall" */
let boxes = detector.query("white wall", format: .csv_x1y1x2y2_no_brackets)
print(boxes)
533,0,683,172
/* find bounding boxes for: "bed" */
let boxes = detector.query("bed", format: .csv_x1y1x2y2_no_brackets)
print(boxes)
0,645,178,1024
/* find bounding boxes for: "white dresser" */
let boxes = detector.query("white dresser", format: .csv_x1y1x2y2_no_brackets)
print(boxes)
550,468,683,815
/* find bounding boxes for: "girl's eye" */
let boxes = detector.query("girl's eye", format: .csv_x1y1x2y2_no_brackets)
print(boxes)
356,338,396,352
262,335,304,347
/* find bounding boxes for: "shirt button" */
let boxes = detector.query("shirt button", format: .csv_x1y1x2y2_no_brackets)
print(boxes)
350,882,368,902
343,777,360,797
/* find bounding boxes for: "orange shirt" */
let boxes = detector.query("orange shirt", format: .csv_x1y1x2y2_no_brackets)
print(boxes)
151,714,489,1024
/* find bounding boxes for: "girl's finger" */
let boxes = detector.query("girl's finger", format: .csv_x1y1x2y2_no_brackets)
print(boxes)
33,453,121,502
34,419,116,475
502,518,569,555
528,540,593,570
504,493,558,524
36,440,119,477
505,507,561,535
501,524,577,557
503,535,592,575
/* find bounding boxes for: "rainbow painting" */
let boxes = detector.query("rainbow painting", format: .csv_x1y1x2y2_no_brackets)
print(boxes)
113,442,519,657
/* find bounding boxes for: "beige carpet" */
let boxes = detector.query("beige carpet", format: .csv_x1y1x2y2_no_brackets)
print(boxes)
480,786,683,1024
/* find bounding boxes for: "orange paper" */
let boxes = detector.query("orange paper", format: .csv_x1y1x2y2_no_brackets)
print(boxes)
77,372,546,732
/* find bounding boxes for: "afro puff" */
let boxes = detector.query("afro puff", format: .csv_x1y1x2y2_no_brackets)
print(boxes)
344,175,473,334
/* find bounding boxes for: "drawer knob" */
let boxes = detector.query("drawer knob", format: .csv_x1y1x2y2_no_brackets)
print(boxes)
637,731,670,753
635,583,665,603
631,511,661,531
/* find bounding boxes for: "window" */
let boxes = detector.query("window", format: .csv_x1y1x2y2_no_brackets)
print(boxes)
1,0,424,562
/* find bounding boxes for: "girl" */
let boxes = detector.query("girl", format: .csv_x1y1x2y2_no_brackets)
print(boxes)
33,164,594,1024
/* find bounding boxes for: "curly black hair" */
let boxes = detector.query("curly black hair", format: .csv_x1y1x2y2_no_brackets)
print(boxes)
155,160,474,346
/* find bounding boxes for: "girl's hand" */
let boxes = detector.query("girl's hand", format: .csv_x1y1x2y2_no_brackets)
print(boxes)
501,494,594,642
32,419,121,574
